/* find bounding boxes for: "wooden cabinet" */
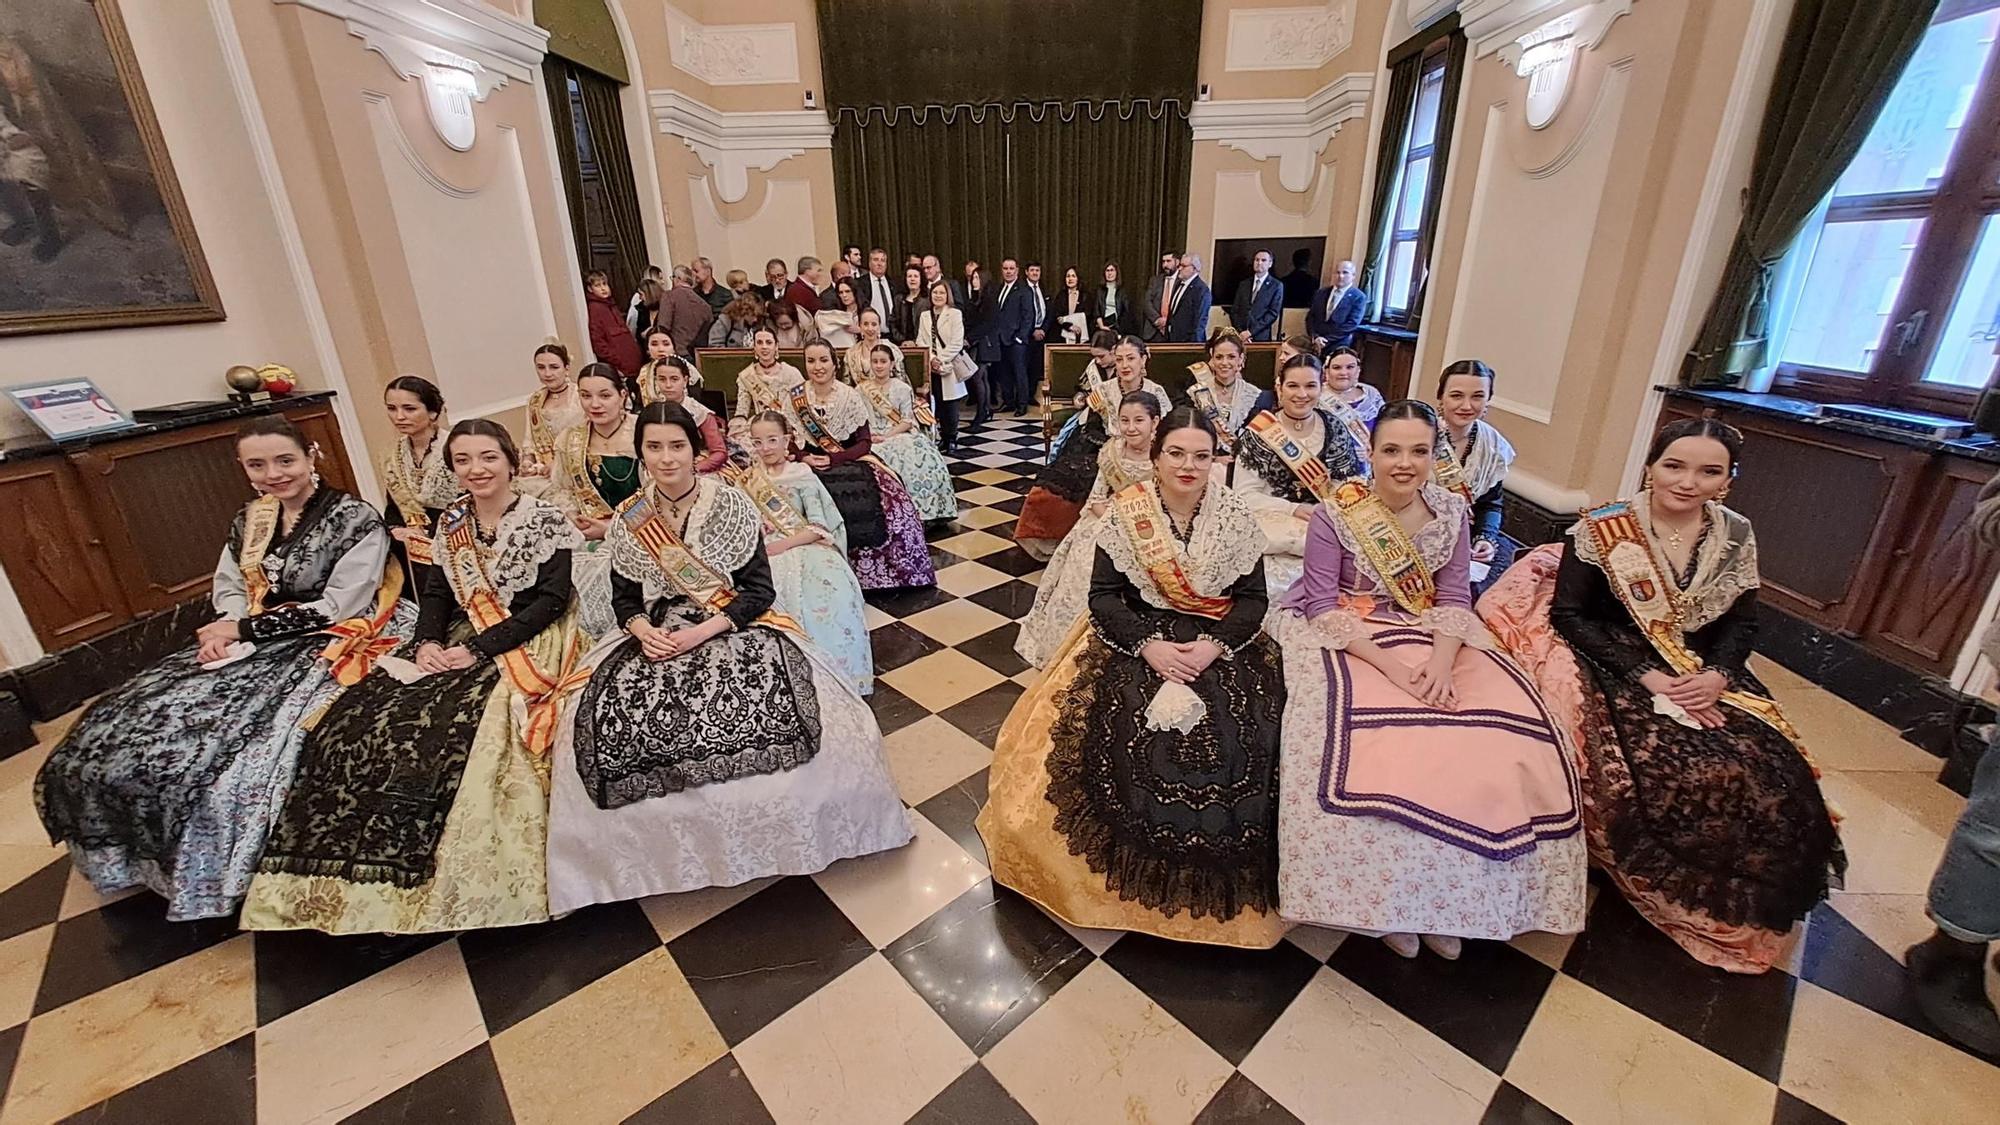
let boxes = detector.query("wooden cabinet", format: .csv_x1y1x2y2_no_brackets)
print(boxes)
1354,325,1418,401
0,397,356,653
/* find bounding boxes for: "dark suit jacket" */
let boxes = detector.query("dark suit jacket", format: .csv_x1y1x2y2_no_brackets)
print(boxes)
1141,273,1174,340
1307,285,1366,349
1094,285,1135,336
1051,287,1097,341
1165,275,1212,343
1230,274,1284,341
989,279,1036,346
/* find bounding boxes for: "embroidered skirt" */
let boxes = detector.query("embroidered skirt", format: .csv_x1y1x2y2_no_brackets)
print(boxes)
848,463,938,591
872,431,959,523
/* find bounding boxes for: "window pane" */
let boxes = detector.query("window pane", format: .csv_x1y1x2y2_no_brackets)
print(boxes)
1410,67,1445,150
1833,8,2000,198
1922,215,2000,389
1779,218,1926,372
1386,240,1419,312
1396,156,1433,231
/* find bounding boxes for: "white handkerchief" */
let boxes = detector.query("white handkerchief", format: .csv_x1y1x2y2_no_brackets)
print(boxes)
200,641,256,671
1469,561,1491,583
1651,692,1701,729
1144,681,1207,733
375,655,432,684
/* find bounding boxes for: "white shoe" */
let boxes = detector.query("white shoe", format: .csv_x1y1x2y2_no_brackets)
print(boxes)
1382,933,1420,959
1421,934,1462,960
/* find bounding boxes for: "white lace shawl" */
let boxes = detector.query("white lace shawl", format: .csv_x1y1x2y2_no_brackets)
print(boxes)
1093,481,1266,613
1315,482,1491,648
608,477,765,598
1101,376,1171,419
793,381,873,442
387,430,461,510
859,378,916,429
440,494,584,608
1202,375,1263,432
1567,490,1759,633
1458,419,1517,498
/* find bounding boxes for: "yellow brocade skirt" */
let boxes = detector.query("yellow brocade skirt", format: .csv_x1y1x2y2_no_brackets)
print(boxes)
976,622,1291,949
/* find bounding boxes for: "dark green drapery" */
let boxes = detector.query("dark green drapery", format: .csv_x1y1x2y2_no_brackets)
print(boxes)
832,102,1192,293
537,0,627,85
1361,54,1420,304
542,56,650,298
1684,0,1939,385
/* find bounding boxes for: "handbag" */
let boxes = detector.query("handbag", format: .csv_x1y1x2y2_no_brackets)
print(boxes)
929,314,974,401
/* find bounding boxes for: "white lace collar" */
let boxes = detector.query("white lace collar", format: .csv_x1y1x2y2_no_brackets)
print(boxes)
1450,419,1516,497
1327,482,1468,593
608,477,764,588
1094,480,1266,612
1567,490,1760,633
392,429,460,508
440,493,582,608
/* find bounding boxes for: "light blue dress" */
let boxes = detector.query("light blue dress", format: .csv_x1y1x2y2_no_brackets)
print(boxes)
859,379,960,522
765,463,875,694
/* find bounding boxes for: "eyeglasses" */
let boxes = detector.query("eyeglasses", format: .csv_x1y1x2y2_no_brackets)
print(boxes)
1158,448,1214,467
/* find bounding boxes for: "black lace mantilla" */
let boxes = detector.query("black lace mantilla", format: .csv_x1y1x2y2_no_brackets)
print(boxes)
1232,410,1364,502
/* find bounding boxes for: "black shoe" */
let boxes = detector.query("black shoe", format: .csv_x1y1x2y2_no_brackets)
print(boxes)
1907,933,2000,1057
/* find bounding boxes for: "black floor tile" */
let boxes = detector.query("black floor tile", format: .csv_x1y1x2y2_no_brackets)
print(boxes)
992,477,1037,495
867,683,931,737
0,856,68,944
953,623,1031,678
909,1062,1036,1125
667,876,873,1046
988,496,1028,516
968,579,1041,617
63,1034,256,1124
1327,935,1555,1075
341,1042,515,1124
1102,933,1320,1066
34,892,240,1015
457,901,660,1035
870,621,946,675
1193,1072,1304,1124
253,931,452,1027
0,1022,22,1109
917,770,991,867
864,584,956,618
1479,1080,1570,1124
1560,893,1795,1082
1770,1089,1841,1125
885,879,1093,1054
1800,903,1978,1058
626,1053,775,1124
937,682,1026,746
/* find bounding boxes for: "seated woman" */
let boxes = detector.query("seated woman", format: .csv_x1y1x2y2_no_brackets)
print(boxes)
771,302,816,350
380,375,461,599
734,325,806,419
1014,333,1170,559
843,307,904,384
243,420,581,935
1477,418,1843,973
521,342,585,497
1185,329,1263,441
547,364,639,637
1273,401,1585,959
708,291,764,349
1014,390,1161,669
1253,345,1375,457
788,340,937,590
858,342,957,522
733,411,875,695
36,416,402,921
979,409,1290,948
647,356,727,473
1230,354,1367,596
547,403,911,910
633,327,704,408
1433,359,1516,594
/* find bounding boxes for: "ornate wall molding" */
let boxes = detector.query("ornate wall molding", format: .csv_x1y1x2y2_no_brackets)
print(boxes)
1224,1,1357,72
649,89,831,204
663,3,801,87
1190,73,1372,193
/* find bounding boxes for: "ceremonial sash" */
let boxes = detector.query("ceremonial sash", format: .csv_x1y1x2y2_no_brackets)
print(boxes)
1245,411,1335,501
438,501,583,758
1328,480,1436,615
740,365,787,415
526,388,562,465
861,378,934,431
723,461,814,539
635,361,663,406
1082,366,1110,422
1185,364,1236,453
238,495,282,614
381,444,436,565
555,424,615,520
789,383,846,454
1433,429,1476,501
320,557,405,686
1577,500,1817,763
1097,446,1146,495
1330,402,1372,461
1108,483,1232,621
618,491,803,635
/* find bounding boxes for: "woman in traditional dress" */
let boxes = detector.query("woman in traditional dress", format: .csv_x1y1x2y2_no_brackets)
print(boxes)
1014,390,1161,668
547,403,912,910
1432,360,1516,594
858,342,956,523
37,416,403,920
644,355,726,473
521,343,585,495
1476,418,1843,972
1273,400,1586,959
242,420,582,934
1323,347,1385,424
1014,334,1170,559
788,340,938,590
843,307,904,385
379,375,459,600
979,408,1290,948
547,364,637,637
1231,354,1367,596
634,327,704,408
1185,328,1264,445
735,325,806,420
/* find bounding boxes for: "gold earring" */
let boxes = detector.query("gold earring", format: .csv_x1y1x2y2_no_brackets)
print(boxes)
1642,471,1653,491
1715,485,1731,501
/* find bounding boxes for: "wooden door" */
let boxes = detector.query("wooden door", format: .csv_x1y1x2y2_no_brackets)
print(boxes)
70,422,257,617
0,458,128,649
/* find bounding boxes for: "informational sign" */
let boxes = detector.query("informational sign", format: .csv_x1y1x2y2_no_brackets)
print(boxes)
6,379,136,441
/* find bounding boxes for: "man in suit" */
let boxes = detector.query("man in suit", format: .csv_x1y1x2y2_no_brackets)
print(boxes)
819,260,853,309
921,253,965,307
755,257,789,303
990,258,1035,415
1307,259,1366,351
1142,251,1177,341
863,247,896,316
1024,261,1050,415
1165,253,1213,344
1230,250,1283,342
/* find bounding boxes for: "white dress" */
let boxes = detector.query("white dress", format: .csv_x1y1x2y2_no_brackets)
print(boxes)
1014,450,1153,669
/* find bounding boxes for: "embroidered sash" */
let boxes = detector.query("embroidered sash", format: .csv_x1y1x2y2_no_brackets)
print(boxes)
238,495,283,614
1433,429,1476,501
1578,500,1816,759
320,558,405,686
1328,480,1436,615
860,378,934,431
1330,402,1372,462
1097,445,1146,495
789,383,846,454
1245,411,1335,501
437,501,582,758
1185,364,1237,453
740,365,787,415
1082,365,1111,422
1108,483,1232,621
635,361,665,407
618,492,803,634
381,443,437,565
526,387,566,465
723,461,813,539
555,424,615,520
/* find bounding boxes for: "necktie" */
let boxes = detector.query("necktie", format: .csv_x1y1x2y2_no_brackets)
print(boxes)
1034,289,1045,321
1327,288,1339,319
1160,278,1173,318
1253,276,1263,298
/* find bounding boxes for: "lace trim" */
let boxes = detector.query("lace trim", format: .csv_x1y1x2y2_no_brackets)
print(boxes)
794,382,872,441
1567,494,1760,633
446,496,584,606
1422,605,1496,650
1327,482,1468,593
1093,482,1265,614
607,478,764,594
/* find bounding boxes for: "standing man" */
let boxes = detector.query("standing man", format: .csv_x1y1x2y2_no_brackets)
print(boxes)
842,244,864,274
1165,253,1213,344
787,256,824,314
1308,259,1366,351
1143,251,1177,341
693,257,731,319
819,260,853,309
1024,262,1050,415
864,247,896,315
659,266,712,355
921,253,965,306
1230,250,1283,342
991,258,1034,415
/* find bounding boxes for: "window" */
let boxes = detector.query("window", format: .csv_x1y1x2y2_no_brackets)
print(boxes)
1382,56,1449,319
1775,0,2000,415
1362,22,1465,332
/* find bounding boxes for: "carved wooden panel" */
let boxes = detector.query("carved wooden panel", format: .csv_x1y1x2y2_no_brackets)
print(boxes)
0,460,128,648
72,426,255,615
1863,455,2000,676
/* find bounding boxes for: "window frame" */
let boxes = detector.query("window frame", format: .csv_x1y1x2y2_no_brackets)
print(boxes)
1382,46,1452,322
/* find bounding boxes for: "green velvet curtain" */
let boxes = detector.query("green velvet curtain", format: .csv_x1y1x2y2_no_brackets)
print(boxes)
1684,0,1940,385
1361,54,1420,308
542,56,650,297
831,101,1192,290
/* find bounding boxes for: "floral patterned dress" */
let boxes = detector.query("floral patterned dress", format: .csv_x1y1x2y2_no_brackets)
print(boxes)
858,376,958,522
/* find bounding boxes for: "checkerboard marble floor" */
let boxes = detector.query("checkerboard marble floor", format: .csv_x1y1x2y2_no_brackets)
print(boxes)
2,416,1996,1124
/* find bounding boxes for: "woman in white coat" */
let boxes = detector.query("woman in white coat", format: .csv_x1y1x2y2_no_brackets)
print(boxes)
915,279,969,456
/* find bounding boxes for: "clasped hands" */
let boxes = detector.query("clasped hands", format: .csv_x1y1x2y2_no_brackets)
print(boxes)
1640,668,1729,729
630,618,705,662
1141,637,1223,685
195,619,243,664
414,642,478,673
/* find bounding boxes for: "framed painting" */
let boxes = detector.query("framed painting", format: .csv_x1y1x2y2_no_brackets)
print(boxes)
0,0,222,336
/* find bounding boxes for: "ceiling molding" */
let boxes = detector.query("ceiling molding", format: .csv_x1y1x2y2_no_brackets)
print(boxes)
275,0,547,82
649,89,831,204
1190,73,1373,193
662,2,801,86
